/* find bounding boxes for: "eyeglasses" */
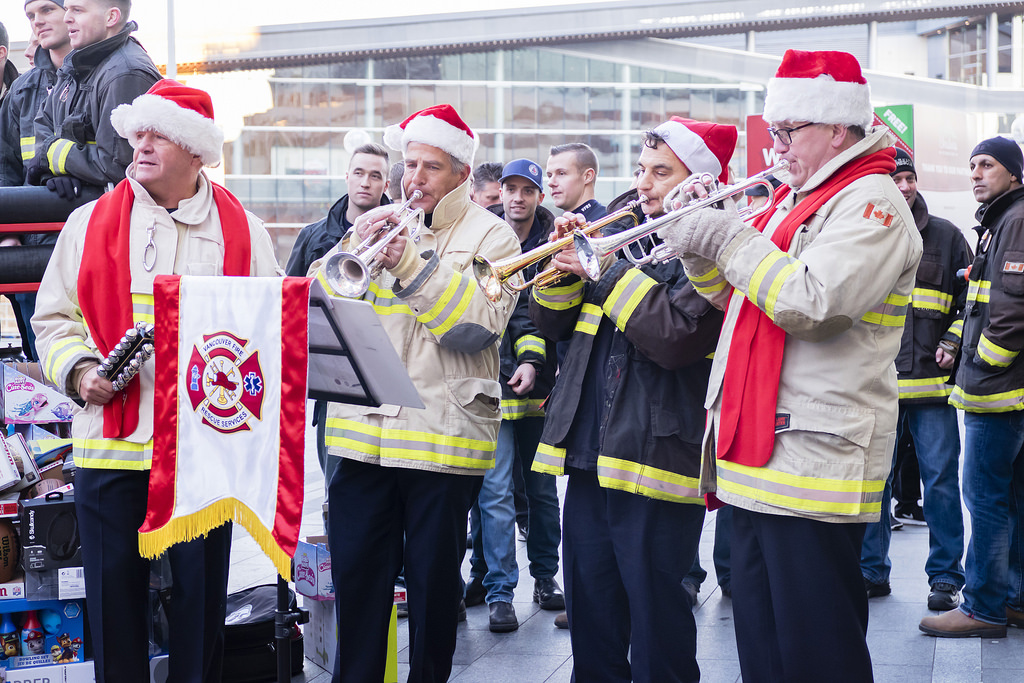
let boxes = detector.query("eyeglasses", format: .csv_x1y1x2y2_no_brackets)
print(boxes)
767,122,816,146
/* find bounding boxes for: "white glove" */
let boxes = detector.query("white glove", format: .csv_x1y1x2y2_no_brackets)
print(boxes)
656,196,748,262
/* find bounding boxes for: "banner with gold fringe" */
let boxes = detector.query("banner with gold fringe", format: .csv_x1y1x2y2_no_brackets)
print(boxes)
139,275,309,578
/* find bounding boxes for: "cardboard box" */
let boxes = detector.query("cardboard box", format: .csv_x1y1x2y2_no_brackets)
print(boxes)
1,660,95,682
19,493,81,573
301,597,398,682
293,536,333,600
1,365,77,426
22,568,85,603
0,598,85,670
3,436,40,493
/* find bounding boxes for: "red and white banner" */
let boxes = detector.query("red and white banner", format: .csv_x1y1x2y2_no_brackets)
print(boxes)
139,275,310,578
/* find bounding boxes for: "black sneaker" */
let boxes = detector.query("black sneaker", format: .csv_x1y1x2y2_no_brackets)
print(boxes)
894,504,927,526
865,578,891,598
927,583,960,611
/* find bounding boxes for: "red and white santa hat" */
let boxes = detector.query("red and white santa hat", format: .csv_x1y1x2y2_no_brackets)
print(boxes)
652,117,737,184
111,79,224,167
762,50,873,131
383,104,478,167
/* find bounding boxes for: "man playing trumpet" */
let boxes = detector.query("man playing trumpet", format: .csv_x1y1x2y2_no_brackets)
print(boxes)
657,50,922,681
530,117,733,682
312,104,519,683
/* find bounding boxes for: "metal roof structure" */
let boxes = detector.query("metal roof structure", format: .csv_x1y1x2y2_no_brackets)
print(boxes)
181,0,1024,73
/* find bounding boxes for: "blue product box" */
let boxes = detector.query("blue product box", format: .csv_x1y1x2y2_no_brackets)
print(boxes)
0,598,85,670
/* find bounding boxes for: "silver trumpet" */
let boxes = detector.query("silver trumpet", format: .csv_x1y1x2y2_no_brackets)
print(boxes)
324,190,425,298
573,160,789,281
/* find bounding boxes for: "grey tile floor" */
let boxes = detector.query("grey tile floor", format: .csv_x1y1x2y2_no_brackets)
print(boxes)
225,411,1024,682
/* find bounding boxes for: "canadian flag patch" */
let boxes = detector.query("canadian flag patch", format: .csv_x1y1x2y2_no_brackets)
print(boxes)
1004,261,1024,274
863,203,894,227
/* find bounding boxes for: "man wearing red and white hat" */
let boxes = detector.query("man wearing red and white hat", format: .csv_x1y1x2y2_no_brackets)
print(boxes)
313,104,519,682
659,50,923,680
32,79,280,683
527,118,731,681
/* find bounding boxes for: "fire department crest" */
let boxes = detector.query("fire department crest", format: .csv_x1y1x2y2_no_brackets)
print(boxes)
185,331,265,434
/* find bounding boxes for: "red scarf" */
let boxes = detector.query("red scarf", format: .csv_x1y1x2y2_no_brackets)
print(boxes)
716,148,896,467
78,178,252,438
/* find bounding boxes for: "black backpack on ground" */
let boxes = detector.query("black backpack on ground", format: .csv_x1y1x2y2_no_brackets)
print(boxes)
223,583,305,682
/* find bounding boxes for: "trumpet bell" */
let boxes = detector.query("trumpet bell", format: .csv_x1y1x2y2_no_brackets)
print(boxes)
324,252,370,298
472,256,506,303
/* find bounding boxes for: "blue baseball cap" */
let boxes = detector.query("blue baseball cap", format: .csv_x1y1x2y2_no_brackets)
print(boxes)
500,158,544,191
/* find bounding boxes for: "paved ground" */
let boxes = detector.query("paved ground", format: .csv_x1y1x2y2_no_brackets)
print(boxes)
225,413,1024,682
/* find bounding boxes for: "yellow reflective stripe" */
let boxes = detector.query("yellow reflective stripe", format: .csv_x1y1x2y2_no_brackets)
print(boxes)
533,280,584,311
596,456,702,504
47,138,75,175
898,375,952,400
363,282,414,315
73,438,152,470
514,334,546,360
763,262,798,320
44,337,94,385
418,271,473,336
717,459,884,516
132,293,155,325
967,279,991,304
20,136,35,161
950,386,1024,413
688,266,728,295
602,268,655,331
500,397,545,419
912,287,953,314
532,442,565,475
325,418,496,469
573,303,602,336
977,333,1018,368
861,293,910,327
947,318,964,339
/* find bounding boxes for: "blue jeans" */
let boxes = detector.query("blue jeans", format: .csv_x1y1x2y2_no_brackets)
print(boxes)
469,420,520,603
861,404,965,586
960,411,1024,625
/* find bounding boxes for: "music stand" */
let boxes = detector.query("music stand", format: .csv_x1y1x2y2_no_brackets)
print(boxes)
276,279,423,682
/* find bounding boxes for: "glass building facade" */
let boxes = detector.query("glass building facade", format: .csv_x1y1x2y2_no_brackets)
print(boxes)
222,48,763,264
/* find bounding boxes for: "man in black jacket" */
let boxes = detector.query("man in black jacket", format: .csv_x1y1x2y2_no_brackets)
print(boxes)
531,118,732,682
286,142,391,278
0,0,73,361
860,148,972,610
921,136,1024,638
27,0,159,199
0,21,19,103
467,158,561,633
286,142,391,488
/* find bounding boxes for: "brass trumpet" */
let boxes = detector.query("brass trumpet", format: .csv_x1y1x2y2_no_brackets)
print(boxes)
324,190,424,298
473,196,647,302
574,160,789,281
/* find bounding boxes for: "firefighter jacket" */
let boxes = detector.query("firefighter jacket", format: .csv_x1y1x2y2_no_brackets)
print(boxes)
0,48,59,187
951,185,1024,413
487,204,557,420
529,208,723,505
315,178,521,475
31,168,282,470
33,21,159,190
683,127,922,523
896,193,972,404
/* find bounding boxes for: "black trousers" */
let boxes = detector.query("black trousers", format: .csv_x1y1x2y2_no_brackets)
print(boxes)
328,458,482,683
731,507,873,683
75,467,231,683
563,468,704,683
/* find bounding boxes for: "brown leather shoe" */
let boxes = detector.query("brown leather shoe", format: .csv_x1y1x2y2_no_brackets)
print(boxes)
920,609,1006,638
1008,606,1024,628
